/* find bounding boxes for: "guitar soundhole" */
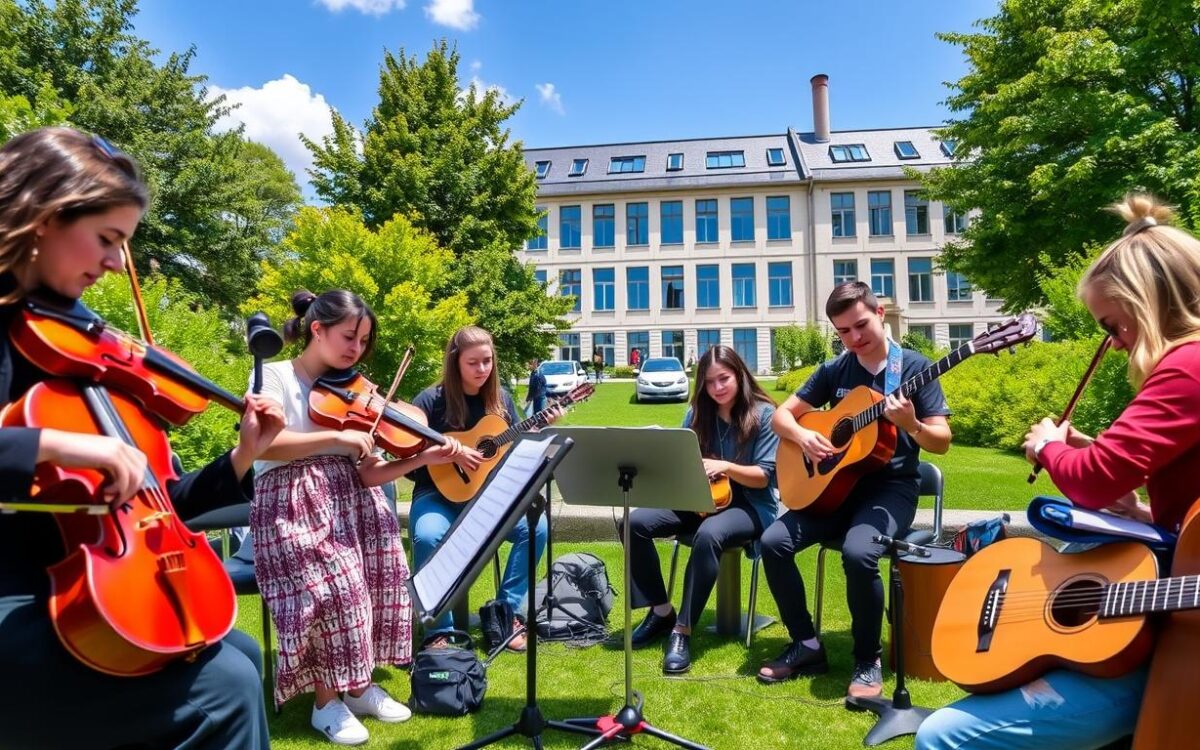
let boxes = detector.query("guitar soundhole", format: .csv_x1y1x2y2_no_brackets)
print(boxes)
1050,579,1103,628
477,438,498,459
829,418,854,448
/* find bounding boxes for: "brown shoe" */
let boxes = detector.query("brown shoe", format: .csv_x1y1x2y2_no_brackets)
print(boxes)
847,660,883,699
506,618,527,652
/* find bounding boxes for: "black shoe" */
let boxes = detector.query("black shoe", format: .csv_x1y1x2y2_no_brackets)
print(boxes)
630,609,676,649
847,659,883,699
662,631,691,674
756,640,829,684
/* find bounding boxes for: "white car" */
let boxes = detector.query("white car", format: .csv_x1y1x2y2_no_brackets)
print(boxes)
635,357,690,403
538,360,583,396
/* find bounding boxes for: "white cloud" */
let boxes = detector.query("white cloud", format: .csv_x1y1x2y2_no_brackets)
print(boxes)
457,61,514,107
316,0,406,15
425,0,480,30
208,75,338,188
535,82,564,115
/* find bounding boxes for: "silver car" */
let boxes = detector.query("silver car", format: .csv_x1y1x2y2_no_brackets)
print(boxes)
635,357,689,403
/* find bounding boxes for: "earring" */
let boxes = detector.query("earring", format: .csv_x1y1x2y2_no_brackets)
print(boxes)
30,246,38,262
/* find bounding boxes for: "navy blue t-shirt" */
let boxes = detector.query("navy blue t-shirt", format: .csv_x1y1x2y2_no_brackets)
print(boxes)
408,384,521,496
796,348,951,479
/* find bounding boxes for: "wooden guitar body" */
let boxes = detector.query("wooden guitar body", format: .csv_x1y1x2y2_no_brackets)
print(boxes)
427,413,512,503
932,537,1158,694
777,385,896,514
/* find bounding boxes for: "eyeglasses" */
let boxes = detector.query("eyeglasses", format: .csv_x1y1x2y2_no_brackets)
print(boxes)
90,133,138,180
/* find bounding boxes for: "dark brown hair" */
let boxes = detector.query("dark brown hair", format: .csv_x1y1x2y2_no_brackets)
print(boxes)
689,345,775,455
825,281,879,319
283,289,377,360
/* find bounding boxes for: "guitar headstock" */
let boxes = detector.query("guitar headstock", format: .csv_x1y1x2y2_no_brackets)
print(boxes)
971,313,1039,355
560,382,595,407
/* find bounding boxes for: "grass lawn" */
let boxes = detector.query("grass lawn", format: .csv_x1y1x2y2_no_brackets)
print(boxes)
245,540,968,749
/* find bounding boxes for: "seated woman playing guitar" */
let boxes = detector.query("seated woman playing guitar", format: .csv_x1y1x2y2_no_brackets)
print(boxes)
408,325,561,651
917,194,1200,750
0,128,285,749
758,282,952,698
623,345,779,674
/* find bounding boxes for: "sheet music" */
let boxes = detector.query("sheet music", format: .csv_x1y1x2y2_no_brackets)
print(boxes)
412,436,555,614
1059,506,1170,543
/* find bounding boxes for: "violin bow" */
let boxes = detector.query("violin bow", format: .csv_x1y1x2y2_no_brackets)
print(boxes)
368,346,416,439
1027,335,1112,483
121,241,154,346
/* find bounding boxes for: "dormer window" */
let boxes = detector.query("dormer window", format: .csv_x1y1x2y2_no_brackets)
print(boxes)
705,151,746,169
568,158,589,177
829,144,870,163
534,160,551,179
894,141,920,159
766,147,786,166
940,140,958,157
608,156,646,173
666,153,684,171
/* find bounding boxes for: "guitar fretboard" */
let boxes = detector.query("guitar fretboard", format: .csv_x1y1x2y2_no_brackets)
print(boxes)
850,344,972,432
489,393,583,448
1102,574,1200,618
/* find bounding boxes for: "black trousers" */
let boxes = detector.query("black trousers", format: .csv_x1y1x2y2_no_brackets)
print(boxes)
760,476,917,663
622,502,763,629
0,588,270,750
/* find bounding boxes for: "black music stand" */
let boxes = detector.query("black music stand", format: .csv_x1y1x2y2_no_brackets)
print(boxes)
545,426,714,750
407,434,601,750
844,535,934,746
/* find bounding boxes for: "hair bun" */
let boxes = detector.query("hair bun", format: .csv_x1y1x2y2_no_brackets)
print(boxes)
1114,193,1174,237
290,289,317,317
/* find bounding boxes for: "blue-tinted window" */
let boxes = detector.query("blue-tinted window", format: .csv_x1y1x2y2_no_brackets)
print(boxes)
905,190,929,235
894,141,920,159
766,147,786,166
560,205,581,248
593,267,615,311
559,268,581,312
568,158,588,177
767,196,791,240
662,330,685,362
662,266,685,309
535,160,551,179
626,266,649,310
949,323,974,348
833,259,858,285
870,258,895,298
660,201,683,244
533,269,547,286
731,197,755,242
829,144,870,163
527,210,547,250
667,152,684,171
626,202,649,245
609,155,646,173
868,191,892,236
593,204,614,248
558,333,580,363
940,140,957,157
696,264,720,309
627,331,649,365
908,257,933,302
947,272,973,302
732,263,756,308
697,329,721,353
908,325,934,345
705,151,745,169
768,262,793,307
733,328,757,370
695,199,718,243
831,192,856,237
944,209,968,234
592,332,614,366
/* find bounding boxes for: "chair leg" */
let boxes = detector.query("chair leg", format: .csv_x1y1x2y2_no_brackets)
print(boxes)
666,541,681,602
814,547,827,637
260,597,279,715
745,557,760,649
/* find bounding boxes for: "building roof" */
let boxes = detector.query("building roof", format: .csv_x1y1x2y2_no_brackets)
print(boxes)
790,126,954,182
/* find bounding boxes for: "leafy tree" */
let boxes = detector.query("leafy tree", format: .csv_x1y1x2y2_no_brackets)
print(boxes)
1037,249,1104,341
922,0,1200,311
773,324,832,370
900,330,938,359
305,41,572,378
243,207,472,397
1,0,301,311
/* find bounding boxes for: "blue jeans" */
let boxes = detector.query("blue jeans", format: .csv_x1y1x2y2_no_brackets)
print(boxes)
410,487,548,633
915,667,1145,750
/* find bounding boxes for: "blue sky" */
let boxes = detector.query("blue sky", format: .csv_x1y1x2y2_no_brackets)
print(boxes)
133,0,999,195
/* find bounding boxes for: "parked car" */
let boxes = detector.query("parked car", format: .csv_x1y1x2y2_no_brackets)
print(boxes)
635,357,689,403
538,359,584,396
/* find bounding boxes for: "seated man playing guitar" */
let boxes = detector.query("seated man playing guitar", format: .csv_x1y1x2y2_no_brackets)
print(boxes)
758,282,952,698
917,194,1200,750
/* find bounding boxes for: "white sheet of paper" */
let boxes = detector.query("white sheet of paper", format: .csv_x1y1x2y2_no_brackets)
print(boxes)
412,436,555,613
1065,506,1168,543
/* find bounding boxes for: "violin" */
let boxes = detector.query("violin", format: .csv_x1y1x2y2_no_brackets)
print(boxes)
309,369,449,459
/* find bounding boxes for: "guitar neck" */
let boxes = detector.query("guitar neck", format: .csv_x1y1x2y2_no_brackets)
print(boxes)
491,398,574,448
1101,574,1200,618
853,343,972,431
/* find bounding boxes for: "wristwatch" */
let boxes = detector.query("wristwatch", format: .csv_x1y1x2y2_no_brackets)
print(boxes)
1033,437,1054,460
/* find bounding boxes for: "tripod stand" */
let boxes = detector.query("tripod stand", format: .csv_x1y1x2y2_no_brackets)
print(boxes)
844,535,934,746
459,476,602,750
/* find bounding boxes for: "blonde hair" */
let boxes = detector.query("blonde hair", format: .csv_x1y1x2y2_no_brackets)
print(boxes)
440,325,505,429
1079,193,1200,387
0,128,148,302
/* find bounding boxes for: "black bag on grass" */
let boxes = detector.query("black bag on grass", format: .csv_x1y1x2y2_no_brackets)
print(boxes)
409,630,487,716
533,552,614,645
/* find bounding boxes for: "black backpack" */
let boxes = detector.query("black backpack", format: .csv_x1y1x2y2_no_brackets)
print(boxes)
534,552,615,645
409,631,487,716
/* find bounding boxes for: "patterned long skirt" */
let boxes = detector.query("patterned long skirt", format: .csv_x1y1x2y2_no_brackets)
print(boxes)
252,455,412,705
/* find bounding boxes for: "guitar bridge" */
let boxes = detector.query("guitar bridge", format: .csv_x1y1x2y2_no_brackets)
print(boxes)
976,569,1010,652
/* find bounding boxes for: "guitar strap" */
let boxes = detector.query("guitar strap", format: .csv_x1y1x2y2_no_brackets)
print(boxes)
884,338,903,396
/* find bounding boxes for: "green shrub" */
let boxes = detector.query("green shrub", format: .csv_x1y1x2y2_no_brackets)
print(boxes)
776,365,818,394
609,365,636,378
901,330,938,359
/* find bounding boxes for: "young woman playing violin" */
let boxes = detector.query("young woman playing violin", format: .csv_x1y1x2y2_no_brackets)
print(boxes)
916,194,1200,750
408,325,558,650
623,345,779,674
251,289,462,746
0,127,285,749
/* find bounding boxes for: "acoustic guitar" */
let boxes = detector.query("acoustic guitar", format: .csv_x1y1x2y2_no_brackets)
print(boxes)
777,314,1037,513
429,382,594,503
701,473,732,517
930,535,1200,694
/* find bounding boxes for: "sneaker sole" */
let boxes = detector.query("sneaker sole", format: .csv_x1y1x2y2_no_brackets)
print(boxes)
755,662,830,684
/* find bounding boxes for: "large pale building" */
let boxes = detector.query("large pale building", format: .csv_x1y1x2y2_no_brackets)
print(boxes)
518,75,1006,373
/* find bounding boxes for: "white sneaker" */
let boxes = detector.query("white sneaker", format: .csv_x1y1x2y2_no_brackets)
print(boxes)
311,698,369,745
343,683,413,723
